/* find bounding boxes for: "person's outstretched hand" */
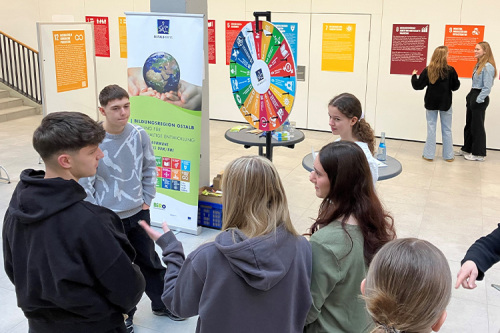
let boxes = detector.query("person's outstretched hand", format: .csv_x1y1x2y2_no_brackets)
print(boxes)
139,220,170,242
456,260,479,289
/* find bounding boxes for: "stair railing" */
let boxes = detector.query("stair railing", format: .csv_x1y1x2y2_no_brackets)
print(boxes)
0,30,42,104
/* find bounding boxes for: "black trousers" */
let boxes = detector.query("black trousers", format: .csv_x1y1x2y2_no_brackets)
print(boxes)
462,89,489,156
122,209,167,317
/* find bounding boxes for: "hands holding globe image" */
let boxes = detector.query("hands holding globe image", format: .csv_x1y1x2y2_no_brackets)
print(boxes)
127,51,202,111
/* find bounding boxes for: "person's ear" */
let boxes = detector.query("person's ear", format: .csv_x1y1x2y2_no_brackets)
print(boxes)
98,106,106,116
431,310,447,332
57,153,72,169
360,279,366,295
350,116,358,126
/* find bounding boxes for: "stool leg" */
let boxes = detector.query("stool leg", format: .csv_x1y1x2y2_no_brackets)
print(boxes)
0,165,11,183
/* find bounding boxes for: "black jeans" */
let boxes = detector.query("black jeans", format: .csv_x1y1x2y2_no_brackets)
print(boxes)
122,209,167,317
462,89,489,156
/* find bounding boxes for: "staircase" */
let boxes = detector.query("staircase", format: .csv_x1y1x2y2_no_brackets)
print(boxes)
0,88,39,122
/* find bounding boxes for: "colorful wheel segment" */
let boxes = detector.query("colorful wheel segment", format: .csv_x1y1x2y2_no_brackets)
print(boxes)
229,21,296,131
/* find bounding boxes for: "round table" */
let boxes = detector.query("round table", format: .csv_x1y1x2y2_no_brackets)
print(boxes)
225,128,305,161
302,153,402,181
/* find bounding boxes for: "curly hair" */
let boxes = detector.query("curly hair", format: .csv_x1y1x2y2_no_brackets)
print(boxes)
329,93,376,154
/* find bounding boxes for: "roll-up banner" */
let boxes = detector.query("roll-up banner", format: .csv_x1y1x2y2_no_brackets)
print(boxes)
126,12,204,234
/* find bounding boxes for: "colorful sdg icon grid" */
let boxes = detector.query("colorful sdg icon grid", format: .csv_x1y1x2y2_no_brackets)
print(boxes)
155,156,191,193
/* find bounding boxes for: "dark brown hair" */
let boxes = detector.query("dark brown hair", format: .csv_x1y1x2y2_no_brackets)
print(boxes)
99,84,129,107
329,93,376,155
33,111,105,160
309,141,396,264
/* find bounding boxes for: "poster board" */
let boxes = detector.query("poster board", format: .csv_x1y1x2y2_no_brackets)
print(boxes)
37,22,98,119
390,24,429,75
126,12,204,235
444,25,484,78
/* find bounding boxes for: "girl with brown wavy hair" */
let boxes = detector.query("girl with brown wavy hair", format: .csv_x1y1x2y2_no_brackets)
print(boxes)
361,238,451,333
305,141,396,333
327,93,379,183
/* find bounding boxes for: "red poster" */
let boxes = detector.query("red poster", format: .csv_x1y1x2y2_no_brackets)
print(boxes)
86,16,110,57
390,24,429,75
225,20,250,65
444,25,484,78
208,20,216,64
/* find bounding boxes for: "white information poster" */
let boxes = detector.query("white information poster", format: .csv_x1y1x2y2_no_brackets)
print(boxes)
126,12,204,234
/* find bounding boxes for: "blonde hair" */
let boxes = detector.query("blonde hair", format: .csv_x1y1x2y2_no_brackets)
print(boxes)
364,238,451,333
221,156,297,238
427,46,449,84
476,41,498,77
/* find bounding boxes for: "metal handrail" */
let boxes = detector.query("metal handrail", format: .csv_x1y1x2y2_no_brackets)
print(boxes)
0,30,42,104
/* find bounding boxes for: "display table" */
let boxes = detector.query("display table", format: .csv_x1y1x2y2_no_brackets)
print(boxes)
225,128,305,161
302,153,402,181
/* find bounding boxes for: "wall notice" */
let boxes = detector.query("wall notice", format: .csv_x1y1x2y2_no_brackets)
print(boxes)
444,25,484,78
118,17,127,58
85,16,110,57
208,19,216,64
321,23,356,72
225,21,249,65
390,24,429,75
53,30,88,93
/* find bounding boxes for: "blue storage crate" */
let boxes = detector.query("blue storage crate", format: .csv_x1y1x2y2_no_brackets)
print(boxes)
198,200,223,229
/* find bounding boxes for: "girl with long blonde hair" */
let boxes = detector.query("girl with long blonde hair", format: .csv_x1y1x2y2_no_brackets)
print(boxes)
412,45,460,161
139,156,312,333
456,41,497,161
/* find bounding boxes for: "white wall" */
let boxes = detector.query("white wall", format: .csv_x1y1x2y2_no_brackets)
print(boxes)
207,0,500,149
0,0,149,93
3,0,500,148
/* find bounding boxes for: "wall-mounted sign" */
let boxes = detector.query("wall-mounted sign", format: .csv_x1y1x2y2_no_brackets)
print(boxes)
444,25,484,78
390,24,429,75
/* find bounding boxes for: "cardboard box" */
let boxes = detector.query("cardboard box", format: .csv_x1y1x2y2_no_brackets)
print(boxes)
198,186,222,204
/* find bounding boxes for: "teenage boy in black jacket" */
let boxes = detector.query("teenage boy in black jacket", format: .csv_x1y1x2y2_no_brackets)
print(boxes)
2,112,145,333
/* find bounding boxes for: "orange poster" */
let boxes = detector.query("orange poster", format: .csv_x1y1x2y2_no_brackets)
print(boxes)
118,17,127,58
444,25,484,78
53,30,88,93
321,23,356,72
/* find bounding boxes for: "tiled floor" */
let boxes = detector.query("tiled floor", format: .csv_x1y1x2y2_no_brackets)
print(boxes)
1,115,499,332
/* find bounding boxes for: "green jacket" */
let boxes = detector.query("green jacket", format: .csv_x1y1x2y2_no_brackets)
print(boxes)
305,221,372,333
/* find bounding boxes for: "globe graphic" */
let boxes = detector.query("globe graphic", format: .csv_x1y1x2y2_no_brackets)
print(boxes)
143,52,180,93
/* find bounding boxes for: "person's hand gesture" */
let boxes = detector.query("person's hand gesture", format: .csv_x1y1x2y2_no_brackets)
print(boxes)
139,221,170,241
412,69,418,75
456,260,479,289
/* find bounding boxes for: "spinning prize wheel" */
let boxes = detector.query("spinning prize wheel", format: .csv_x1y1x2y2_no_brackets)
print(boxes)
229,21,296,131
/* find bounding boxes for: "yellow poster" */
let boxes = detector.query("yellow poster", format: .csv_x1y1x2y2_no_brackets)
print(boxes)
118,17,127,58
53,30,88,92
321,23,356,72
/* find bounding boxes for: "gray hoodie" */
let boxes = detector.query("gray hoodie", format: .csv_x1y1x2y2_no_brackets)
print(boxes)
156,225,312,333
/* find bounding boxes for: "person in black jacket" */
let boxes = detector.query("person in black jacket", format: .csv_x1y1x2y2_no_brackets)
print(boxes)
411,45,460,162
2,112,145,333
456,224,500,289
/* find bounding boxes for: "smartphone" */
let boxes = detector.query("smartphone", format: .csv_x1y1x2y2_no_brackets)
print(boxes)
492,284,500,292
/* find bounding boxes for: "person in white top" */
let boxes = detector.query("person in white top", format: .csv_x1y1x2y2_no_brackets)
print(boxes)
327,93,379,184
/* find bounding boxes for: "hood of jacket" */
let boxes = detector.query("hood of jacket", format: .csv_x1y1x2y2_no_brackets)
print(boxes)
7,169,87,224
214,225,298,291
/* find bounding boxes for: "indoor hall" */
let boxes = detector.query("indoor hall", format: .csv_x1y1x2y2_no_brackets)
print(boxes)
0,115,499,332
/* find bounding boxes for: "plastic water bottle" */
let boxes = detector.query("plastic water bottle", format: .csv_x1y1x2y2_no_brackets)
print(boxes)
377,132,387,161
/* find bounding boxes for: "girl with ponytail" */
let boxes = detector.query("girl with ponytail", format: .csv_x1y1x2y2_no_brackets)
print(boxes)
361,238,451,333
327,93,379,184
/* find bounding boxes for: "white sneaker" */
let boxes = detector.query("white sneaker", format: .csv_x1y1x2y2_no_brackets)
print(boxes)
464,153,485,161
454,149,468,156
